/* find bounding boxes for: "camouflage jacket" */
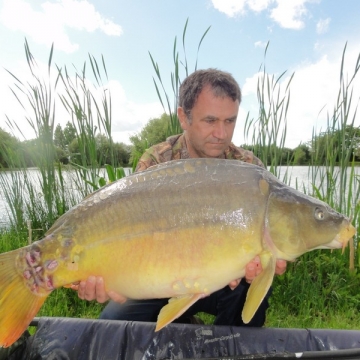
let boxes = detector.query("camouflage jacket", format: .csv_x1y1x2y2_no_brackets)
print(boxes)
135,134,264,172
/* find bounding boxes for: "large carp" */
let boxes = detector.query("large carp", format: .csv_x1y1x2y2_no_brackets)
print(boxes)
0,159,355,347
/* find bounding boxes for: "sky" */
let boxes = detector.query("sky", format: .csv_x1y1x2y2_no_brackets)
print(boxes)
0,0,359,149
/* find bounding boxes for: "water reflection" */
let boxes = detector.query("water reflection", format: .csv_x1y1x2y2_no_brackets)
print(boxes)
0,166,358,228
0,167,132,228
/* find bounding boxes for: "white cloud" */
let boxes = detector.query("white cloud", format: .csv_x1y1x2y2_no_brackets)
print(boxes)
316,17,331,34
247,0,273,12
41,0,122,36
106,80,163,143
254,40,267,48
210,0,319,30
210,0,274,17
239,48,360,149
0,0,122,53
210,0,247,17
0,59,37,134
0,61,162,145
269,0,311,29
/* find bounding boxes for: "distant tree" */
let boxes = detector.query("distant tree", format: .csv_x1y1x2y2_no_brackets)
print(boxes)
95,134,131,167
280,147,294,164
0,128,20,167
239,143,293,167
21,139,38,167
68,137,81,164
54,124,67,150
130,113,171,165
55,146,69,164
293,144,310,165
114,143,131,166
67,133,130,167
63,121,77,146
96,133,112,166
310,125,360,164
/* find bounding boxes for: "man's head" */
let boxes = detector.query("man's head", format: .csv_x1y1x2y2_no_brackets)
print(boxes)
178,68,241,120
178,69,241,158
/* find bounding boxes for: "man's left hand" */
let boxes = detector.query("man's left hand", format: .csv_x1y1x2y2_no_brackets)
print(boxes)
228,257,287,290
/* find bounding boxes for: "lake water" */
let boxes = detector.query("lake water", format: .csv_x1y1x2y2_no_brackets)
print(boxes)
0,166,359,229
0,167,132,229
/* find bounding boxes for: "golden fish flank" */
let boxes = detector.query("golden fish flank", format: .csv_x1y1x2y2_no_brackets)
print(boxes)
0,158,355,347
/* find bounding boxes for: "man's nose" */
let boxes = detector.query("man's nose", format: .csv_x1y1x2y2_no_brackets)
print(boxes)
213,121,227,139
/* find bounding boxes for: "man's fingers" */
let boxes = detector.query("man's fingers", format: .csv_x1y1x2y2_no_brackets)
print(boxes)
275,259,287,275
107,290,127,304
70,283,79,291
228,279,241,290
95,277,110,303
77,279,88,300
245,256,262,283
74,276,126,304
80,276,96,301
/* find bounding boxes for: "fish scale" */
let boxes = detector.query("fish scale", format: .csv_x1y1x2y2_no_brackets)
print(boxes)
0,158,355,347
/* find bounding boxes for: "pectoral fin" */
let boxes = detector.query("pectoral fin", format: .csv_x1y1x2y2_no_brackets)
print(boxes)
155,293,203,331
242,250,276,324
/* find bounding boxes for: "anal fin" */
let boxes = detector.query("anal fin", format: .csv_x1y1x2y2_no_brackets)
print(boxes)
155,293,203,331
242,250,276,324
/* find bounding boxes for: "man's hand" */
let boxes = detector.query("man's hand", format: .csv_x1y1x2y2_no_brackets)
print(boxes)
228,257,287,290
73,257,287,298
70,276,127,304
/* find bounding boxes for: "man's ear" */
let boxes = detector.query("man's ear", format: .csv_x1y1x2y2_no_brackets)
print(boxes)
177,107,189,131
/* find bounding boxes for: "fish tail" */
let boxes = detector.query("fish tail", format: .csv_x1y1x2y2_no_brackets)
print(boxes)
0,249,47,348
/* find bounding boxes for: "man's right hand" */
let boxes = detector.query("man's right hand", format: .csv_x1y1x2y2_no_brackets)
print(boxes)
70,276,127,304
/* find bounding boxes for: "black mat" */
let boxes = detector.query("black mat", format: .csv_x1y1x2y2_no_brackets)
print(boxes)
9,317,360,359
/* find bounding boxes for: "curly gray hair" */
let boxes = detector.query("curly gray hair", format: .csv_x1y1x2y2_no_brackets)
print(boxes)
178,68,241,121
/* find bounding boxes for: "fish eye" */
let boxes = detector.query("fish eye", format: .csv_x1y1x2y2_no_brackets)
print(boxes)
314,207,325,220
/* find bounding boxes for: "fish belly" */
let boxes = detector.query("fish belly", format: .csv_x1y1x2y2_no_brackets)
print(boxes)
48,159,268,297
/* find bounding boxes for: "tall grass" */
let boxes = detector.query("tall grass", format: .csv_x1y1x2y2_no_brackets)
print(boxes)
128,19,210,169
149,18,211,137
256,44,360,327
0,26,360,329
57,54,117,196
3,40,71,231
268,251,360,329
306,44,360,273
244,42,294,178
0,40,121,323
1,40,119,233
309,44,360,213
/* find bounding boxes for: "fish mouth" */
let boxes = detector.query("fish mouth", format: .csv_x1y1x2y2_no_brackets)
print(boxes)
323,237,345,250
323,223,356,251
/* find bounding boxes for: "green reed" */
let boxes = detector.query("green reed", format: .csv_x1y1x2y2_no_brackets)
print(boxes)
244,42,294,178
145,22,360,328
306,44,360,272
2,39,119,233
3,40,71,231
1,25,360,330
57,53,117,196
149,18,211,139
238,42,360,327
0,40,119,322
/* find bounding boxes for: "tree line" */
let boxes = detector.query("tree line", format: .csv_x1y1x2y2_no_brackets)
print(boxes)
1,116,360,169
0,122,131,169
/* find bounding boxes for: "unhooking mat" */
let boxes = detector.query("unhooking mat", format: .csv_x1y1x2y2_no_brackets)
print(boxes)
6,317,360,359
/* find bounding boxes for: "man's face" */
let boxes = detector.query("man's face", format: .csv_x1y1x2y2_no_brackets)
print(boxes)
178,86,239,158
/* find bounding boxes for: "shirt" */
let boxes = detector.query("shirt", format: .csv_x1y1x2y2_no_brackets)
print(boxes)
135,134,264,172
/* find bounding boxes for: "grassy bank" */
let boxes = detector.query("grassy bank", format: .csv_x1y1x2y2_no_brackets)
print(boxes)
1,229,359,330
0,26,360,332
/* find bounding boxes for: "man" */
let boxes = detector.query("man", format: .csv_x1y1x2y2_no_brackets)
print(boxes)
73,68,286,326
